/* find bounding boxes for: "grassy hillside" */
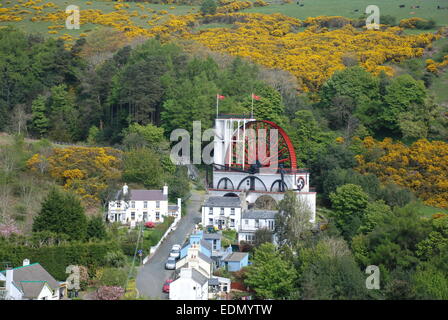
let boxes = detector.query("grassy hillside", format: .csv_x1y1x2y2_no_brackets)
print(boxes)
244,0,448,26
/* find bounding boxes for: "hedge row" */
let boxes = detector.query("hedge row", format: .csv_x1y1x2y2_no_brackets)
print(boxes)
0,240,121,280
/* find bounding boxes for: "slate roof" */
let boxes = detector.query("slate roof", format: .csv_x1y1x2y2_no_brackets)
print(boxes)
223,252,248,263
208,278,220,286
115,189,167,201
1,263,60,298
198,251,214,265
204,196,241,208
203,233,221,240
19,281,48,299
242,209,278,220
168,205,179,211
191,269,208,286
200,239,212,251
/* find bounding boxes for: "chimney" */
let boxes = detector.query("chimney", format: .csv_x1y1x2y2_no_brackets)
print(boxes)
5,268,13,298
163,184,168,196
239,192,248,211
23,259,30,266
123,183,128,196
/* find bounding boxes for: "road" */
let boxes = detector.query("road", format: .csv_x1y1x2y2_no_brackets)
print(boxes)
136,190,204,299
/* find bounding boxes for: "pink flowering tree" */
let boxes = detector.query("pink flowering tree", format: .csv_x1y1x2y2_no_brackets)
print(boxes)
0,217,22,237
95,286,125,300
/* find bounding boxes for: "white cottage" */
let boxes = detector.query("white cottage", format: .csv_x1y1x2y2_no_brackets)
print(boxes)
238,209,277,244
169,268,209,300
108,184,181,224
201,196,242,231
0,260,66,300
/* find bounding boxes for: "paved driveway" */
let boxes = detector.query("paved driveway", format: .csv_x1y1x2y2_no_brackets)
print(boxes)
136,190,204,299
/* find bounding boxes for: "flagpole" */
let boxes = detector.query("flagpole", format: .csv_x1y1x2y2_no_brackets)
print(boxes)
251,93,254,118
216,94,219,118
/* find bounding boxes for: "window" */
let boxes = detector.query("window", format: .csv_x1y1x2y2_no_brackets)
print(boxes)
255,219,259,228
245,219,248,225
131,201,135,208
269,220,274,230
209,218,213,224
209,208,213,215
156,201,160,209
156,212,160,220
117,201,121,208
131,212,135,220
230,219,235,227
144,201,147,208
143,212,148,221
220,208,224,215
230,208,235,215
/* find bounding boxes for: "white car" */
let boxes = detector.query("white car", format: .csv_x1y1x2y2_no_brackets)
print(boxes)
165,257,176,270
171,244,181,251
170,249,180,259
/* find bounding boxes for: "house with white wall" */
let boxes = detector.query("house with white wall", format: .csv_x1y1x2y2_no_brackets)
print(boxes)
238,209,277,244
0,259,66,300
201,196,242,231
108,184,181,225
176,245,214,278
169,268,209,300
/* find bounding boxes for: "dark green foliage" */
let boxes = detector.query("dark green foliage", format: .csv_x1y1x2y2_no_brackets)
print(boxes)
244,243,298,299
33,188,88,241
98,267,128,287
201,0,217,15
0,238,120,280
123,147,165,189
87,216,107,240
254,228,273,247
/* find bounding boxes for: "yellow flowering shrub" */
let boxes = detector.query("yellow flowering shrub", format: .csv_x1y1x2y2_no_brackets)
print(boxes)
355,137,448,209
27,147,123,204
185,13,436,91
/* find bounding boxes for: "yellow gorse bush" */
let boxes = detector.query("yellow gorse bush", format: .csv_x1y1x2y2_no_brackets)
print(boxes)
355,137,448,209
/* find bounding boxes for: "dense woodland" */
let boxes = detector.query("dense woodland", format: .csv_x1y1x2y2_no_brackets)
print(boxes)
1,1,448,300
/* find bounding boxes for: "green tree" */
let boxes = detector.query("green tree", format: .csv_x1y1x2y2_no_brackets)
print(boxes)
329,184,369,240
31,95,49,137
200,0,217,15
33,188,88,241
244,243,298,299
254,228,273,247
123,147,164,189
381,74,426,130
87,125,100,145
298,237,369,300
359,200,392,234
87,215,107,240
276,191,313,247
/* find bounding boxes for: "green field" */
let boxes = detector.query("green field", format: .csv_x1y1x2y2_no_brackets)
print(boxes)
244,0,448,26
0,0,199,38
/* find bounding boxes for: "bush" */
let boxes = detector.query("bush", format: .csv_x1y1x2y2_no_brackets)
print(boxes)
96,286,125,300
105,251,127,268
98,267,128,287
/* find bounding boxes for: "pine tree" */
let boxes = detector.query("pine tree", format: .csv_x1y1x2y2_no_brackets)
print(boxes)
33,188,88,241
31,95,49,137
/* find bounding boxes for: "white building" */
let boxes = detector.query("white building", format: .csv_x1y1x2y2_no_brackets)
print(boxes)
201,196,243,231
209,116,317,223
108,184,181,224
238,209,277,244
169,268,209,300
176,245,214,278
0,260,66,300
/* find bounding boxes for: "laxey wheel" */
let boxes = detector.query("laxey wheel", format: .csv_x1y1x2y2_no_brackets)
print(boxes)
224,120,297,171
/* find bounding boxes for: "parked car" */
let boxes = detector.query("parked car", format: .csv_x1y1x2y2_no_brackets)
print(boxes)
145,221,155,228
171,244,181,251
162,279,173,293
170,248,180,259
165,257,176,270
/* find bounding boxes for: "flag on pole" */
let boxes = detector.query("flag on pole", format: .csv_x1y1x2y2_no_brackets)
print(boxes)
251,93,260,118
216,94,225,117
